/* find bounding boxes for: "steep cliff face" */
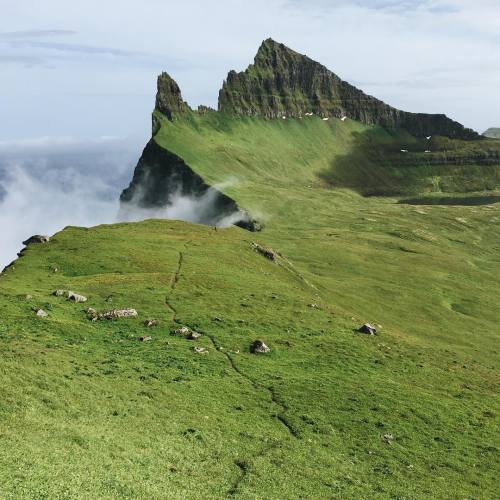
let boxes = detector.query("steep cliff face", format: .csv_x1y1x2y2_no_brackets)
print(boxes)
155,72,190,120
120,38,492,223
120,139,258,231
219,39,478,140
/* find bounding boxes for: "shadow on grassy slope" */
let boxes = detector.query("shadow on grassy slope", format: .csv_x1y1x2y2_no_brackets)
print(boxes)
317,128,500,196
399,194,500,206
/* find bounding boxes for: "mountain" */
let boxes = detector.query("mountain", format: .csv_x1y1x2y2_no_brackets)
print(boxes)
122,39,499,214
1,39,499,498
219,39,478,139
484,127,500,138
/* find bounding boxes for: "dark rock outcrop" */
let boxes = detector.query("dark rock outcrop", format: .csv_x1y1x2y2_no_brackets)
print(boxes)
250,340,271,354
120,139,259,231
218,39,479,140
155,72,190,120
22,235,50,245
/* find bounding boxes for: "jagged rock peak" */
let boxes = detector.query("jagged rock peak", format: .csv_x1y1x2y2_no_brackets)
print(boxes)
155,72,190,120
218,39,479,140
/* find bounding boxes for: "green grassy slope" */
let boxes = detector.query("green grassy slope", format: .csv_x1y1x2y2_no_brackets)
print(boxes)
1,113,499,498
154,111,500,197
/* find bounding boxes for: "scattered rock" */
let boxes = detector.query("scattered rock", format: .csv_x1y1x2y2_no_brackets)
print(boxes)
144,319,158,327
22,235,50,245
250,339,271,354
172,326,195,336
213,316,222,322
383,433,394,444
87,308,138,321
252,242,278,262
35,309,48,318
67,291,87,303
86,308,98,321
308,303,319,309
358,323,377,335
172,326,202,339
53,290,87,302
25,294,33,300
139,336,152,342
193,346,208,354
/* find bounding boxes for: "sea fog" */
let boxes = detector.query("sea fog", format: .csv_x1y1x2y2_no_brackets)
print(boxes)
0,136,141,268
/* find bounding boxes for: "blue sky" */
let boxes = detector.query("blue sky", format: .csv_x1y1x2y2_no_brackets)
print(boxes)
1,0,499,141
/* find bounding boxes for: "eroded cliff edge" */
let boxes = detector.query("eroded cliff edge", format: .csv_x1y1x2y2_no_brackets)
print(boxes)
120,139,259,231
219,39,478,140
121,38,492,223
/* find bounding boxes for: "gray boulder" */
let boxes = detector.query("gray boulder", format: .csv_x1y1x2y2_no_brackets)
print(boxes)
35,309,48,318
67,291,87,303
358,323,377,335
23,235,50,245
250,340,271,354
87,308,138,321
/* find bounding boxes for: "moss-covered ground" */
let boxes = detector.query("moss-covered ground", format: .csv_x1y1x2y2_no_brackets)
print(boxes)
0,113,499,498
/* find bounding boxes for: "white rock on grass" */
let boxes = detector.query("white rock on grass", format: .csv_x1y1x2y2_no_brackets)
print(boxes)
250,340,270,354
87,308,138,321
67,291,87,303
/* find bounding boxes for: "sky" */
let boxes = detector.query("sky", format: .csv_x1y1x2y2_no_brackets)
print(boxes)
1,0,499,141
0,0,499,267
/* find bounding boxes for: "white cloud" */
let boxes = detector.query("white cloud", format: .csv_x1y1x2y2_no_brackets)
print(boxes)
0,136,141,268
1,0,499,137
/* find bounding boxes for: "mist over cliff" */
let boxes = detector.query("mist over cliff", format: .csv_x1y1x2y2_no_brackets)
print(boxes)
0,136,140,268
0,135,253,269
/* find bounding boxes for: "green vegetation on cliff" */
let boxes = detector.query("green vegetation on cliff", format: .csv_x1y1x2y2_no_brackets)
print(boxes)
147,111,500,200
218,39,478,139
1,189,499,498
1,39,499,499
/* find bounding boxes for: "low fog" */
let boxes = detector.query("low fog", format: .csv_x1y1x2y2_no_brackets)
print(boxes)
0,136,140,268
119,178,248,229
0,137,247,269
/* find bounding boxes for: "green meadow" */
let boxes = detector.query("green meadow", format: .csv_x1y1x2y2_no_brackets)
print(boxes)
0,113,499,498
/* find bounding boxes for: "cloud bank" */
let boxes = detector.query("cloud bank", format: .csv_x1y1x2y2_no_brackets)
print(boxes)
0,137,248,269
1,0,500,141
0,136,139,268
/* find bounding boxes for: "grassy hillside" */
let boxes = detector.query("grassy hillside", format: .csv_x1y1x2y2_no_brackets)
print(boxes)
1,112,499,498
154,111,500,198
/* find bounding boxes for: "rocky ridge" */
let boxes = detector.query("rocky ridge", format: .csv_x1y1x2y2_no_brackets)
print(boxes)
218,39,478,139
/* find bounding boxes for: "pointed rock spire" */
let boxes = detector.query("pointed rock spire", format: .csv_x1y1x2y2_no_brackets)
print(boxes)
218,39,478,139
155,72,189,121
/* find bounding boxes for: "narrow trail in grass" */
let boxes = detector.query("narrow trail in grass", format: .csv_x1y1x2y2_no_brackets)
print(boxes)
206,333,299,438
204,332,299,496
166,243,299,496
165,245,188,322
